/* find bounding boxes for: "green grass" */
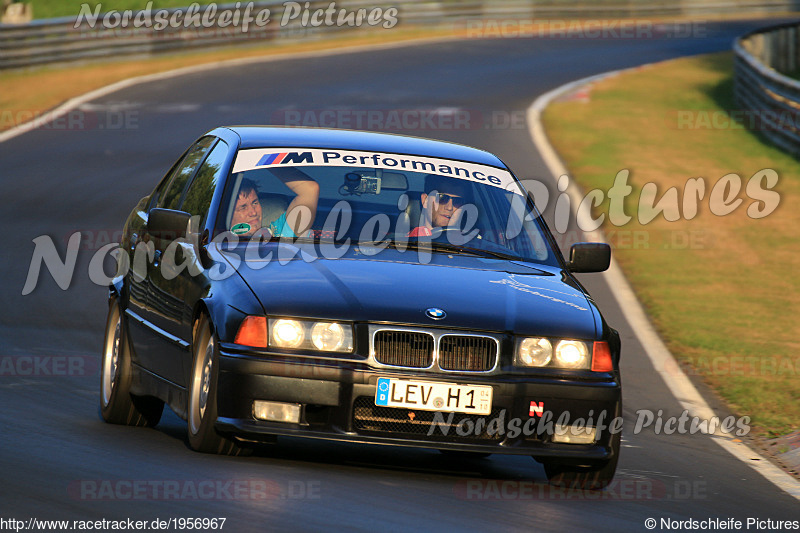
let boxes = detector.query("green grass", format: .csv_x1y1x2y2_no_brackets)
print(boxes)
544,52,800,437
30,1,217,20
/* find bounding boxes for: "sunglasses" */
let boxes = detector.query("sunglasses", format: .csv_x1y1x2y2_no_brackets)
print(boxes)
435,193,465,208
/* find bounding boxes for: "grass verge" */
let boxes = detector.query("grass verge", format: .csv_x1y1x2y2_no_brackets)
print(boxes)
543,52,799,437
30,0,216,20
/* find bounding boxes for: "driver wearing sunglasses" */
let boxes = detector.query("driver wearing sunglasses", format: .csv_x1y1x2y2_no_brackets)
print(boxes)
408,175,471,237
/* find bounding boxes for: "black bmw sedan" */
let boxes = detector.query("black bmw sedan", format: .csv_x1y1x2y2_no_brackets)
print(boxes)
101,126,621,489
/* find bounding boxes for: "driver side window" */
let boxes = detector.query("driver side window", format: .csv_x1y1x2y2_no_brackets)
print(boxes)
150,136,217,212
181,139,229,230
148,151,187,211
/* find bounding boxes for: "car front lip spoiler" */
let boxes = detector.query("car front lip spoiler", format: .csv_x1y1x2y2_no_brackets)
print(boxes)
215,417,615,460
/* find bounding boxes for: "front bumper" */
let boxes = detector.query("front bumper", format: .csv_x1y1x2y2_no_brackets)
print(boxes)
216,349,621,460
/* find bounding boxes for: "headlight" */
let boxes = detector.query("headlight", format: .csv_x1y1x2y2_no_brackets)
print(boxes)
554,340,590,369
311,322,347,351
268,318,353,353
271,319,305,349
515,337,592,370
516,337,552,367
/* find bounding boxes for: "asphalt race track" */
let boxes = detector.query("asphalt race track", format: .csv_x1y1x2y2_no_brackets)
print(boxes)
1,19,798,532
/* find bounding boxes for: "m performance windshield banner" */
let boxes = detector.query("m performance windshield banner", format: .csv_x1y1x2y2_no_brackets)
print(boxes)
232,148,517,190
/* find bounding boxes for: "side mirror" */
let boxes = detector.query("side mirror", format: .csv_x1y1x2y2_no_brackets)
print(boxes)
568,242,611,273
148,208,191,251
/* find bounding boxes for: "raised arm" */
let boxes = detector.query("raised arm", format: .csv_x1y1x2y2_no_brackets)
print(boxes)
283,178,319,236
268,167,319,236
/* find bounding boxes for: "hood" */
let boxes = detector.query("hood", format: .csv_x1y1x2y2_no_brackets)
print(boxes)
220,244,599,339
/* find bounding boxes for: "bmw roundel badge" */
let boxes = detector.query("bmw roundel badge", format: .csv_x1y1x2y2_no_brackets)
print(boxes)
426,308,446,320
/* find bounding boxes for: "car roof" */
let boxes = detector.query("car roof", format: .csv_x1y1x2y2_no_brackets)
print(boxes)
213,126,507,169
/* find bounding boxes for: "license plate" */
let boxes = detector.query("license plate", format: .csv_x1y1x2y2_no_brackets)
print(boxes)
375,377,492,415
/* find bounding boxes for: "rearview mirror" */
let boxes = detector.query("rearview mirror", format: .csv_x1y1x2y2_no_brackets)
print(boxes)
568,242,611,273
343,171,408,193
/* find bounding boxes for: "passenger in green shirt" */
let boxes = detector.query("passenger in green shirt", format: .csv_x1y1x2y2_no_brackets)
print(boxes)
230,175,319,238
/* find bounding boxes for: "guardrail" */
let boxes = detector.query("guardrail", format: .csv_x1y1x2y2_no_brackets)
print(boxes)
0,1,798,70
735,21,800,156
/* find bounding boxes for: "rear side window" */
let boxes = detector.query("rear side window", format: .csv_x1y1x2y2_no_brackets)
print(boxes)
181,140,229,229
158,136,217,211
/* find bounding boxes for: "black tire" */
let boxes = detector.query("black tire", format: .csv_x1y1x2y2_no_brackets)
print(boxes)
100,298,164,427
187,316,248,456
541,403,622,490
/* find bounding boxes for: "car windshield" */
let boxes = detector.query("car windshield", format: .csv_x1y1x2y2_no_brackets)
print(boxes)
215,148,558,266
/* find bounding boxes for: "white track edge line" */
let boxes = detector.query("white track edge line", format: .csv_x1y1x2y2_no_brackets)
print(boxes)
0,33,461,145
527,70,800,500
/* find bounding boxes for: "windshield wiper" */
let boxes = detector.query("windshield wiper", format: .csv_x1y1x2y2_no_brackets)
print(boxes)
384,239,524,261
241,236,524,262
432,242,524,261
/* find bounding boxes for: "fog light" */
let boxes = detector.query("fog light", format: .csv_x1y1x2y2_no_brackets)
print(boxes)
253,401,301,423
552,424,597,444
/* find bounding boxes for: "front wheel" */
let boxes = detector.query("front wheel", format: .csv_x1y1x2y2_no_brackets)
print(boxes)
100,298,163,427
187,316,248,456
